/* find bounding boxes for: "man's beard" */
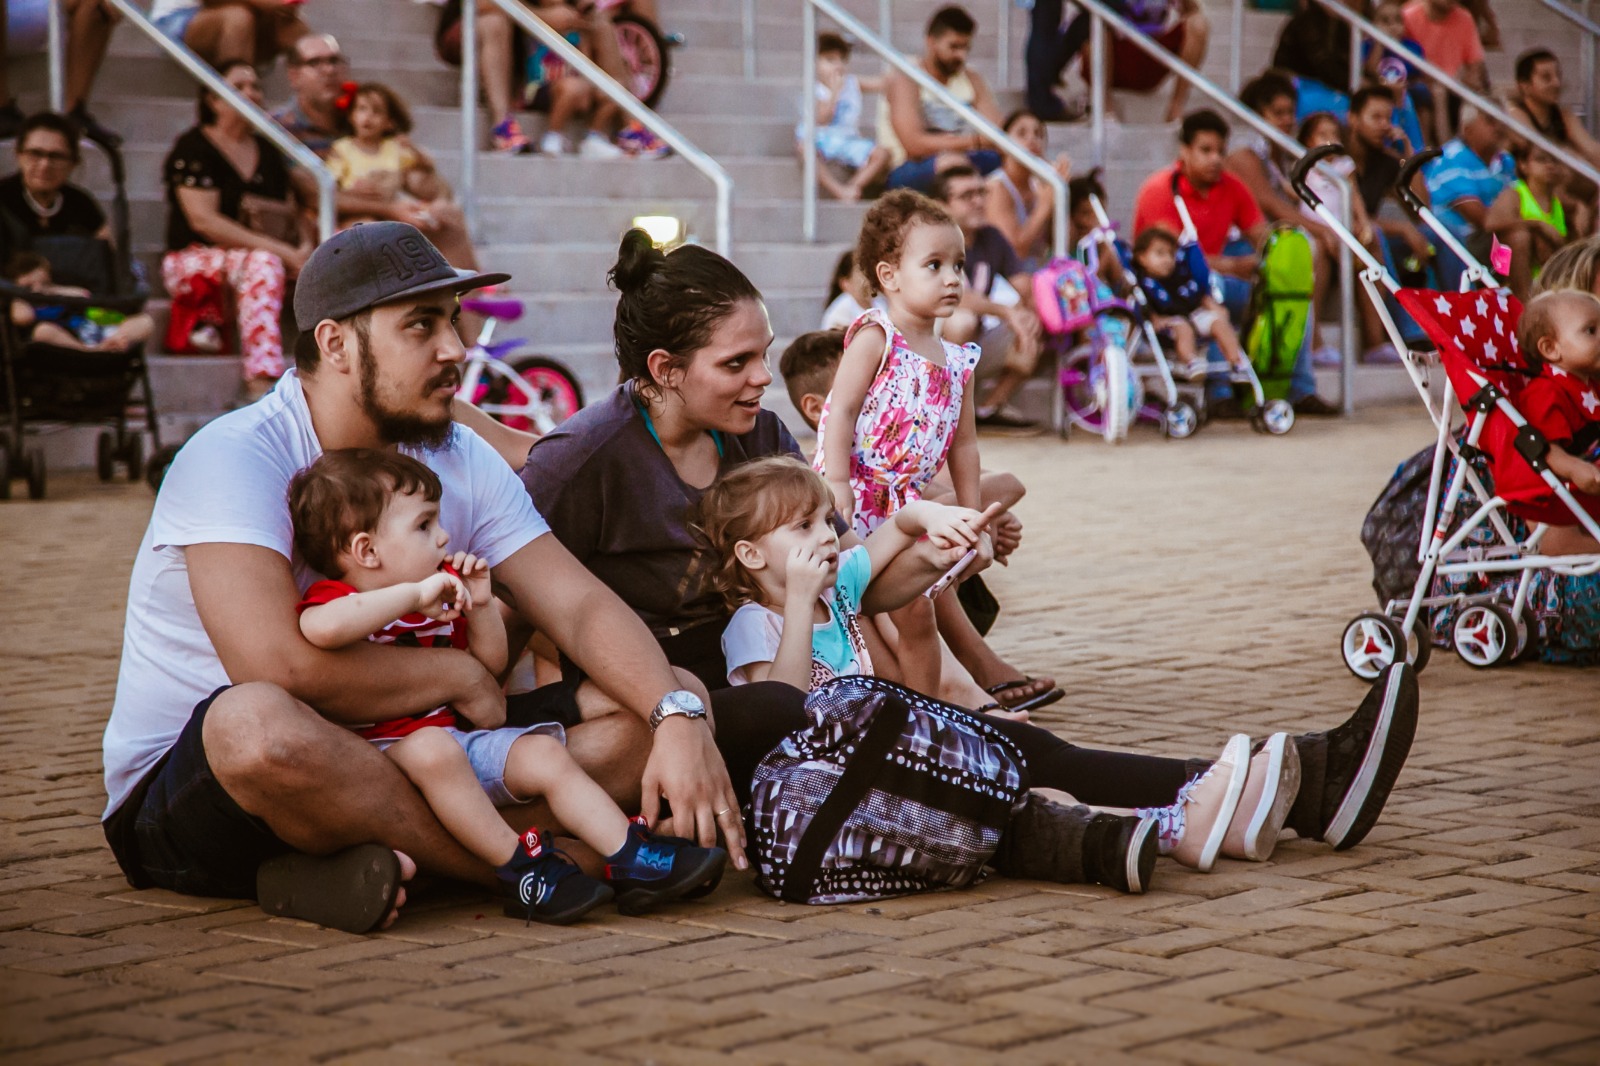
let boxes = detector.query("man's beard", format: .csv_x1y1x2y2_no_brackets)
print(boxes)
933,55,962,78
354,332,457,450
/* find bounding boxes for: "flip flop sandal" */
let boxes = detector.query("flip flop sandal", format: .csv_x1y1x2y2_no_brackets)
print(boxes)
256,844,402,934
986,678,1065,713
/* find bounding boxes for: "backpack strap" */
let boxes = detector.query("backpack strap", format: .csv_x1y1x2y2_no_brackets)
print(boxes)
779,692,909,904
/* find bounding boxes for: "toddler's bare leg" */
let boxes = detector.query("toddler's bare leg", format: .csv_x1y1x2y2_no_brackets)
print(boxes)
386,729,520,866
504,733,632,856
890,596,941,697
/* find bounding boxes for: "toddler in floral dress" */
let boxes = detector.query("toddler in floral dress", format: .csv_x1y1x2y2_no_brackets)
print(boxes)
814,189,985,696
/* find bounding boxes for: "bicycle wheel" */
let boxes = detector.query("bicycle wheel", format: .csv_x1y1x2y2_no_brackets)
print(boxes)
613,14,670,106
1059,345,1145,439
1101,343,1133,444
501,355,585,435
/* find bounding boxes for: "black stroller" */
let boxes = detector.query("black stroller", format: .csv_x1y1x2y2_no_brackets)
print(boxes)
0,137,160,500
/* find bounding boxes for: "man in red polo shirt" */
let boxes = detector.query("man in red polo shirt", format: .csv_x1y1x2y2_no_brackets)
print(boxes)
1133,109,1267,278
1132,109,1337,415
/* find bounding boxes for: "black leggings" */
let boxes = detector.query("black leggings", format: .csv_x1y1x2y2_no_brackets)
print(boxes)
708,682,1192,810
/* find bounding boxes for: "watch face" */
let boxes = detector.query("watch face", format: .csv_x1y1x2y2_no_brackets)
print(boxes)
665,690,705,715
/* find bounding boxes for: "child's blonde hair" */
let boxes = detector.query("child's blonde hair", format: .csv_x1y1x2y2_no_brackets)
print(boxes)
1518,290,1599,370
696,456,835,609
853,189,956,296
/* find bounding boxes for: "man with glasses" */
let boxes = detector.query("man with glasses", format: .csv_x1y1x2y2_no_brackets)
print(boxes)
932,164,1044,431
0,112,110,256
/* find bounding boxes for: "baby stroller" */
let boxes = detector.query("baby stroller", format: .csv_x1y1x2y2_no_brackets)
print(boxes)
1078,192,1202,439
1167,172,1296,436
1291,144,1600,676
0,140,157,500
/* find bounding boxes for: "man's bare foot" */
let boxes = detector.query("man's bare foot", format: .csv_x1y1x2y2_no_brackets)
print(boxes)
377,850,417,930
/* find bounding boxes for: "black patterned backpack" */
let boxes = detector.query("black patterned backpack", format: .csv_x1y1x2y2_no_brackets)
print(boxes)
746,676,1028,905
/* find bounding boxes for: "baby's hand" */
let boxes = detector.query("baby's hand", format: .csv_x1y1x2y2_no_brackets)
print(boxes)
921,502,1003,551
447,552,492,611
785,545,835,606
413,570,470,620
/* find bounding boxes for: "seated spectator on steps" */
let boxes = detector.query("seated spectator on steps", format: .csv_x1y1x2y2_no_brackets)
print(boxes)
1424,104,1514,290
1347,86,1434,280
1134,109,1337,415
1403,0,1488,143
164,62,316,399
1484,143,1576,301
0,112,110,251
1273,0,1426,151
523,2,625,159
821,250,876,331
1367,0,1431,151
799,33,890,203
275,36,484,275
1025,0,1210,125
879,5,1005,193
1297,111,1396,364
0,0,122,146
985,110,1073,271
327,84,483,270
149,0,312,72
934,165,1045,431
1508,49,1600,232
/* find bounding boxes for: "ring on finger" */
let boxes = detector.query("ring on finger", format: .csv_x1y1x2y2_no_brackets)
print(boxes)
715,807,733,818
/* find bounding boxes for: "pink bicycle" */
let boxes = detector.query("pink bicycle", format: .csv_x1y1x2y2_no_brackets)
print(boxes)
456,293,584,434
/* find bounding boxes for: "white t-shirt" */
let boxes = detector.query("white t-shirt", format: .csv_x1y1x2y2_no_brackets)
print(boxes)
102,371,548,816
721,545,873,688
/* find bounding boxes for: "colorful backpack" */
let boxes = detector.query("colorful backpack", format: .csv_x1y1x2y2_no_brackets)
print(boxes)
747,677,1028,905
1032,257,1099,337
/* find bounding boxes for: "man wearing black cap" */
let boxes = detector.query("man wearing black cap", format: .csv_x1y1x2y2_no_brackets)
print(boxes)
100,223,744,932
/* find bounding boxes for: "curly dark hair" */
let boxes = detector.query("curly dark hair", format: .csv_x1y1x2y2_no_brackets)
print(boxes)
608,228,763,398
853,189,956,296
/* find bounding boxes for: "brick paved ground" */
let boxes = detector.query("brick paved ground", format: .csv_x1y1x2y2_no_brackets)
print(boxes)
2,409,1597,1065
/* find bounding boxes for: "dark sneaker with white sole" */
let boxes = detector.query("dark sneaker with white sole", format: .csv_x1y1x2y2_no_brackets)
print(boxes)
498,827,614,926
1286,663,1419,850
604,821,727,916
1087,813,1158,894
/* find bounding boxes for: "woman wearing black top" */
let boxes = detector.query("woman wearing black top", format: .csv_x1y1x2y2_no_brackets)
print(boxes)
162,60,315,397
506,230,1417,864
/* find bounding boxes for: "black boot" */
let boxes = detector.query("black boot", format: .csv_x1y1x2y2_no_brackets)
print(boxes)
993,795,1156,894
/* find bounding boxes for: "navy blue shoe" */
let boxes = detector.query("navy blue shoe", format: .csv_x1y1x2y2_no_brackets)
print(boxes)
498,828,613,925
604,821,726,916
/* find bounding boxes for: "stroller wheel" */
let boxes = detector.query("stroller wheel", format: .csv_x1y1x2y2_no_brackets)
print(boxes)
123,432,144,482
97,431,117,482
1162,401,1199,439
1453,604,1517,668
25,448,46,501
1259,399,1295,436
1512,606,1538,661
1341,612,1422,680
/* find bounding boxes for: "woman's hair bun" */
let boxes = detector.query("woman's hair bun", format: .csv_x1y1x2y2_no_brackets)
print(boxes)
609,228,666,294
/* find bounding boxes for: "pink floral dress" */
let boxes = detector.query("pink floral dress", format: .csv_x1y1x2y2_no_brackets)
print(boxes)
813,307,981,538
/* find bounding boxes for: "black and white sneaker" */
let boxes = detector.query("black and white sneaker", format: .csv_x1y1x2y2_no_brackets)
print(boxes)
1089,813,1158,895
1288,664,1419,850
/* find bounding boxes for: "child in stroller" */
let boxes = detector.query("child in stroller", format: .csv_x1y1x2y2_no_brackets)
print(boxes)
6,251,153,353
1130,227,1250,380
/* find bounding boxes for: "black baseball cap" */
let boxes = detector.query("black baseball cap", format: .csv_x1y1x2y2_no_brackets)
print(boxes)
293,221,510,331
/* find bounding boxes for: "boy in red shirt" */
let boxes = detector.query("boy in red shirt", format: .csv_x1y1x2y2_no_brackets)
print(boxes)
290,448,726,925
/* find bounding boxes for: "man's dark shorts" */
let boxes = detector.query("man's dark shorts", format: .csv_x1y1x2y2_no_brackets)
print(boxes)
102,687,290,900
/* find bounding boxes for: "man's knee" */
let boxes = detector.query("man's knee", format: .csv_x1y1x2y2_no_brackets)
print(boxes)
202,683,329,788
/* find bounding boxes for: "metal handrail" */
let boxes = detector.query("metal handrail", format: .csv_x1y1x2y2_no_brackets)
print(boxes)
1533,0,1600,134
47,0,65,111
481,0,732,255
802,0,1067,257
1077,0,1359,410
1309,0,1600,193
99,0,336,241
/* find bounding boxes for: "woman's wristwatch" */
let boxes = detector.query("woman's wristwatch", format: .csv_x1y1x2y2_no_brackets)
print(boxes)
649,689,707,733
